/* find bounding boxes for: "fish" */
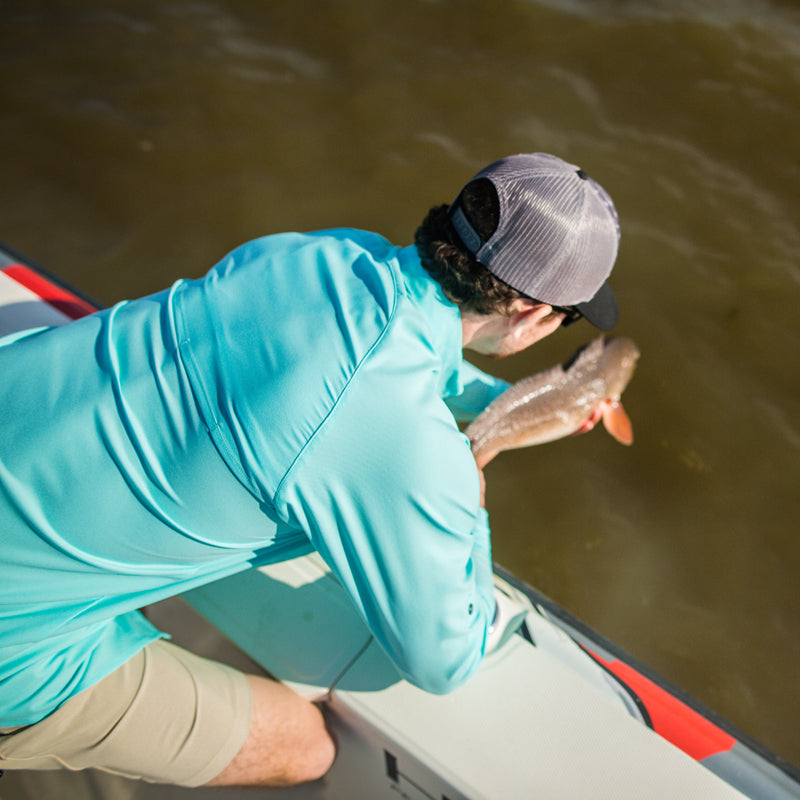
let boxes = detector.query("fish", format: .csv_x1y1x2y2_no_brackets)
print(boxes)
466,336,640,468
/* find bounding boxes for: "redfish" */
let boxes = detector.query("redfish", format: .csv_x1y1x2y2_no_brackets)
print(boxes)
467,337,640,468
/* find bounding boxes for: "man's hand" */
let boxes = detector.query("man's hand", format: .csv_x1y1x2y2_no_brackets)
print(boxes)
573,404,604,435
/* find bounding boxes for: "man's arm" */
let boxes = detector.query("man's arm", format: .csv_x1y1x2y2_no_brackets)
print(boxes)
444,360,509,422
274,367,495,695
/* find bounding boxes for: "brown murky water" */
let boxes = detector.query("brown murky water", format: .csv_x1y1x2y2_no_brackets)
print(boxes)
2,0,799,774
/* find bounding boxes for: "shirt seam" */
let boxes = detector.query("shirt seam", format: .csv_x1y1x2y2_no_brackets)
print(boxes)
170,283,257,493
272,263,400,507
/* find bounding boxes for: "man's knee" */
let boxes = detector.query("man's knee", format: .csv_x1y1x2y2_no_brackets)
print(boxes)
279,696,336,784
206,674,336,787
295,702,337,783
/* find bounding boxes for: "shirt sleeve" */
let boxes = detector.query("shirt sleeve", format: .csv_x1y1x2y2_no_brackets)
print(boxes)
273,359,495,695
445,360,510,423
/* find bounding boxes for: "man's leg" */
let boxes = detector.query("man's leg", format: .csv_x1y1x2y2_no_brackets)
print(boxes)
0,639,335,788
204,674,336,787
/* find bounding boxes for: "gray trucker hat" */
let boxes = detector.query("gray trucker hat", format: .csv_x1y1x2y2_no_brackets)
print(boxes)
448,153,620,330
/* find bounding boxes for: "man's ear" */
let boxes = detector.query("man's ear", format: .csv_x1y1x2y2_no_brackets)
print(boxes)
506,299,562,349
507,298,552,325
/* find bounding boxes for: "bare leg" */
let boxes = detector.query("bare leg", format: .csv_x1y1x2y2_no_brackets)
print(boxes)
204,675,336,787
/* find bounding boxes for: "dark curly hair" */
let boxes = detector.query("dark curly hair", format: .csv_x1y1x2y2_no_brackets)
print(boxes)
414,178,527,315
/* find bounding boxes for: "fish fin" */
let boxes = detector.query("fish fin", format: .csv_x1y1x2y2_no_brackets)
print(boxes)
602,400,634,445
474,449,498,469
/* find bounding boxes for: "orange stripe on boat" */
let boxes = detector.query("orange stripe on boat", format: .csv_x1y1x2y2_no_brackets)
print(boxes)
2,264,96,319
593,654,737,761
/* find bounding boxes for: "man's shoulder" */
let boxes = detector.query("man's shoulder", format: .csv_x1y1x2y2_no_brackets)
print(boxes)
312,227,395,252
248,228,397,262
296,229,404,316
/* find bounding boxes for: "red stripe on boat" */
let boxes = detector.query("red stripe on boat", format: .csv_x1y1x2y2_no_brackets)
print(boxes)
593,654,737,761
2,264,96,319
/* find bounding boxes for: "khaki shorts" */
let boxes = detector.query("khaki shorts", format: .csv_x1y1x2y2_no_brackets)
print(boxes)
0,639,253,787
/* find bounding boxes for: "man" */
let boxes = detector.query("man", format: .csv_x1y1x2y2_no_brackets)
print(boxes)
0,153,620,788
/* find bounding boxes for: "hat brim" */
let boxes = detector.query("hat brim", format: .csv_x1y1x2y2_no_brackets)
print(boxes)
575,283,618,331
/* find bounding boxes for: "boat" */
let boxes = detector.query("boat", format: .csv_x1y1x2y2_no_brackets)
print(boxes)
2,240,799,799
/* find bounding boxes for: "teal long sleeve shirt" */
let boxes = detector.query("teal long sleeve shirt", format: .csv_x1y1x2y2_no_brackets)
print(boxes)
0,229,509,725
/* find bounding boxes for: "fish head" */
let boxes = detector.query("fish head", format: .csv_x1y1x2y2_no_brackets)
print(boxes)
599,337,640,399
591,337,640,445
